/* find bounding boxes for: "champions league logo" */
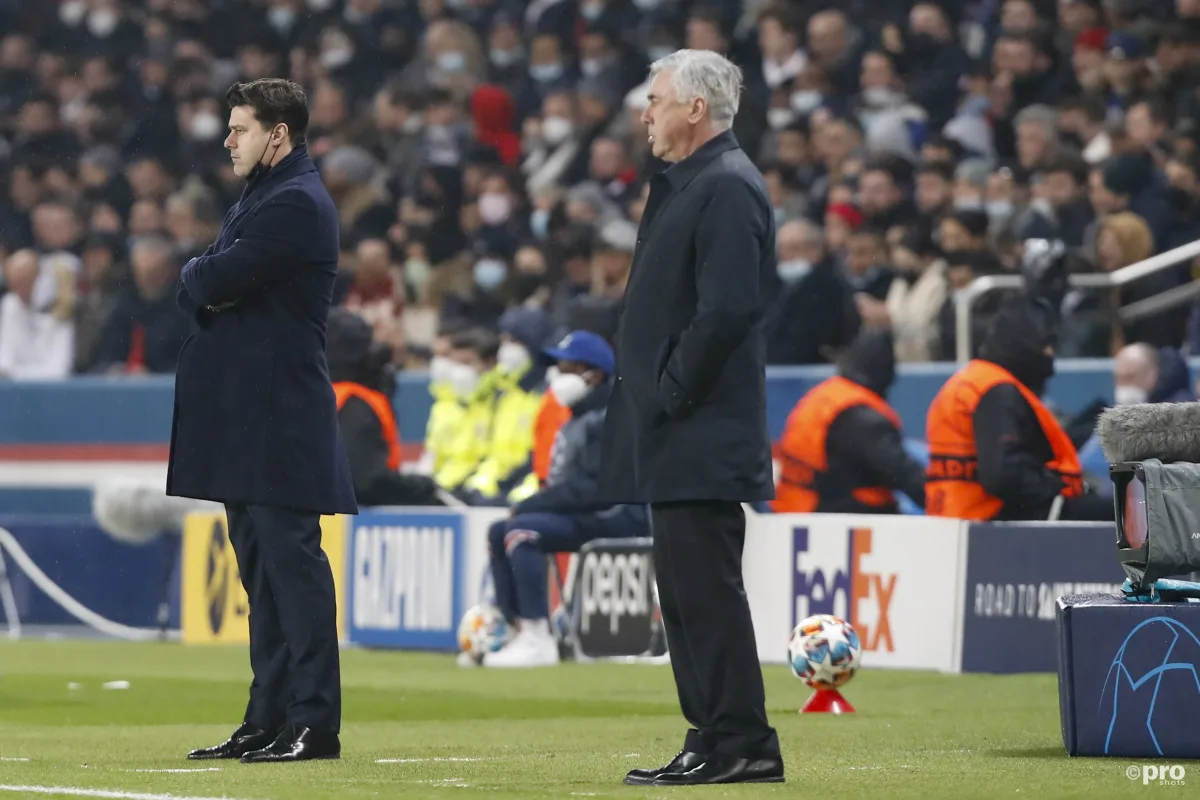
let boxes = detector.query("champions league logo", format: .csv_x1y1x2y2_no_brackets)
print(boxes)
1101,617,1200,756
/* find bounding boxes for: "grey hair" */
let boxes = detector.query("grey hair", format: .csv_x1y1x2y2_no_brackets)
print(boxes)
1014,104,1058,138
782,218,823,246
648,49,743,131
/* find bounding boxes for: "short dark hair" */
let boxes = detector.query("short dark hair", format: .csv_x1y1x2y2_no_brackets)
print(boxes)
450,328,500,362
1043,153,1089,185
1059,94,1106,124
917,161,954,182
225,79,309,144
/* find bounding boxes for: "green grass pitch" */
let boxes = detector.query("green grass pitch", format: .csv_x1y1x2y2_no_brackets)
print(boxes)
0,640,1179,798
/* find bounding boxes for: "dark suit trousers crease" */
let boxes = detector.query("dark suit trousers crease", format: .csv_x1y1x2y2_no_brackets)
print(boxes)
225,503,341,733
650,500,779,760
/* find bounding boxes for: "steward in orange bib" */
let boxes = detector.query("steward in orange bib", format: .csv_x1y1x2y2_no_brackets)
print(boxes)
926,297,1110,521
774,329,925,514
327,309,441,506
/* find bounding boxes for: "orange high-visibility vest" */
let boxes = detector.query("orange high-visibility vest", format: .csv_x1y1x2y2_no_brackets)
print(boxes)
333,381,402,471
925,359,1083,520
533,391,572,482
772,375,903,513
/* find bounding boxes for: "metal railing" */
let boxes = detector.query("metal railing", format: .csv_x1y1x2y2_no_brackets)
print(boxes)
955,238,1200,362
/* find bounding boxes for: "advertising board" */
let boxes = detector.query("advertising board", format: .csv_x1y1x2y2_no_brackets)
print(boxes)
179,511,347,644
961,523,1124,673
743,513,967,670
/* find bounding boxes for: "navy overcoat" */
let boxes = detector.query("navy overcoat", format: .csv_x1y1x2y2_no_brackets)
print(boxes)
167,144,358,516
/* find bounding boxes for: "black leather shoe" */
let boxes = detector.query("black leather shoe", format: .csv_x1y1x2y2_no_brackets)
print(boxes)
240,726,340,763
187,723,277,760
623,750,706,785
652,756,784,785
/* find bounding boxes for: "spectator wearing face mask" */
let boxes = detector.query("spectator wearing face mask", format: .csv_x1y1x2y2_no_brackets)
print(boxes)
885,224,948,363
431,327,501,495
1077,342,1195,496
523,90,583,196
774,329,925,514
765,219,860,365
441,248,511,330
926,297,1111,521
460,308,558,504
483,331,648,667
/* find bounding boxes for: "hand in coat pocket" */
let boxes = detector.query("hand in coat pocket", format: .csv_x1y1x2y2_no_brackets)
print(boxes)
654,335,689,419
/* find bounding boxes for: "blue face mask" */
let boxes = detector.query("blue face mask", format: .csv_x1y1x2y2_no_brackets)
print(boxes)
530,209,550,239
530,62,564,82
437,51,466,73
474,258,507,291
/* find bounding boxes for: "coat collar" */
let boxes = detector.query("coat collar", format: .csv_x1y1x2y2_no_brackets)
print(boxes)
661,129,740,192
240,142,317,201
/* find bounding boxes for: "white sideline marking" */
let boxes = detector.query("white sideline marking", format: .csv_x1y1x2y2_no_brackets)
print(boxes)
0,759,30,762
125,769,222,774
0,787,254,800
376,757,485,764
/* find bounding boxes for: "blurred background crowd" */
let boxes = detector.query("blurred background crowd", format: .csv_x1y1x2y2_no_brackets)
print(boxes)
3,0,1200,382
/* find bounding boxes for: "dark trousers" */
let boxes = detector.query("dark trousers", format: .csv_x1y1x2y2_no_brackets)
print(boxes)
225,503,341,734
487,512,594,621
650,500,779,761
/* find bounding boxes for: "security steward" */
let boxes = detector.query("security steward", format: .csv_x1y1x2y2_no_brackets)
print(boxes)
773,329,925,514
461,308,557,504
925,296,1112,521
327,308,441,506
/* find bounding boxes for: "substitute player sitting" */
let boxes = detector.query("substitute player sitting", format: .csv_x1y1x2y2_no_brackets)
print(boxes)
484,331,649,667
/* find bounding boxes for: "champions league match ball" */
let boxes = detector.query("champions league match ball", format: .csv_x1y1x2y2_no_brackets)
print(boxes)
457,604,514,665
788,614,862,713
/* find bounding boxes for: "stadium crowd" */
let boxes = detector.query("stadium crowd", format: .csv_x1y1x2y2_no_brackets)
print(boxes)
5,0,1200,380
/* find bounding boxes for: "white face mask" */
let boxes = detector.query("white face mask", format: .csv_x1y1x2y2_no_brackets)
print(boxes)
322,48,354,69
549,371,591,407
777,258,812,283
954,196,984,212
1114,385,1149,406
767,108,795,130
497,341,531,373
446,362,481,398
986,200,1014,220
478,192,512,226
790,90,824,114
87,9,120,37
1030,197,1054,218
862,87,902,108
545,365,561,384
60,0,87,26
541,115,573,146
189,112,223,141
268,7,295,30
430,355,455,386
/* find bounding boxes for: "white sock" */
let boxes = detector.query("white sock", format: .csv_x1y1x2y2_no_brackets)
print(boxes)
521,618,551,638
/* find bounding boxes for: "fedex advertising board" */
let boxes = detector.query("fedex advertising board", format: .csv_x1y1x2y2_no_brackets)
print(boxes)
743,513,968,671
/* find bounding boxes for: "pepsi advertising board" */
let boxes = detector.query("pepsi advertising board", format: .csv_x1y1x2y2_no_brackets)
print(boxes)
1058,595,1200,759
960,523,1124,674
347,510,467,650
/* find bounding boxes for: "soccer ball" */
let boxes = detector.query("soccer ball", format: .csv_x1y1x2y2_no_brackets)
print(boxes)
788,614,862,690
457,604,514,664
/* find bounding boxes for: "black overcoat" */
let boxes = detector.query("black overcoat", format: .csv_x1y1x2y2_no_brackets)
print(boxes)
597,130,776,504
167,144,358,516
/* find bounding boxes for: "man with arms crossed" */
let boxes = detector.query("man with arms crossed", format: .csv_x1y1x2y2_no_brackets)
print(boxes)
598,50,784,786
170,79,357,763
